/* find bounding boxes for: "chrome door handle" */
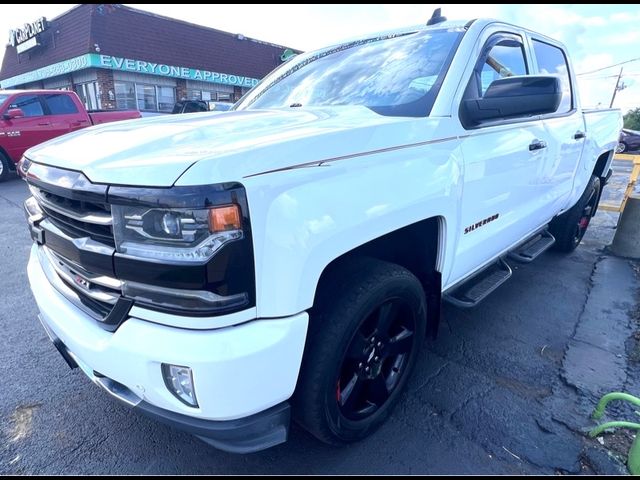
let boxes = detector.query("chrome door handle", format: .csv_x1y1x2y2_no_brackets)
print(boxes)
37,122,51,126
529,139,547,151
573,131,586,140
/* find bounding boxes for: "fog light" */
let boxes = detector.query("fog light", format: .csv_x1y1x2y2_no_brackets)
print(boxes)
161,364,198,407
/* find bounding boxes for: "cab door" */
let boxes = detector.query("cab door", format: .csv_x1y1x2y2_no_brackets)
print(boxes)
0,94,50,161
530,37,585,214
41,92,89,135
449,32,552,285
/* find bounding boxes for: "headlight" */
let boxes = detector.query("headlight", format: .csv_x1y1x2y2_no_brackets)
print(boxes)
112,204,243,264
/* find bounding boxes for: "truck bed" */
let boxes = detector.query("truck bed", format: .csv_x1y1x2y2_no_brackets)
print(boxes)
583,108,622,156
88,109,141,125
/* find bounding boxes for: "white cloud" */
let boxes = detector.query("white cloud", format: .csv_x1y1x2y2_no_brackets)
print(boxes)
610,11,640,23
601,31,640,46
574,53,615,75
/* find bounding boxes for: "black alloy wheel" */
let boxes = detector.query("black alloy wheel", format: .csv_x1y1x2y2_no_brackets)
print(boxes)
550,174,601,252
336,298,416,420
293,258,427,445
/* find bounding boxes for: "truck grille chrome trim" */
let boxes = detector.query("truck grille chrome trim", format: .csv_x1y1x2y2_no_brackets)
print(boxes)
45,247,122,296
30,185,112,225
38,245,120,319
38,217,116,258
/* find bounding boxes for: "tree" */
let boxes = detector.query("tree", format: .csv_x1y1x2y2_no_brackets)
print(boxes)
624,108,640,130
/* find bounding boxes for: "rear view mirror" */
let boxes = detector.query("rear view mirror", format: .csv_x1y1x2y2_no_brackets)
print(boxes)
3,108,25,120
461,75,562,127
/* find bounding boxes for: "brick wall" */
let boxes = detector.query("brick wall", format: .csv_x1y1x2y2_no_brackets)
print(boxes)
176,79,188,102
96,69,115,110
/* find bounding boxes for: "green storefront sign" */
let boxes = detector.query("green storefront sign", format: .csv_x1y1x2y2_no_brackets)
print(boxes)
0,53,261,89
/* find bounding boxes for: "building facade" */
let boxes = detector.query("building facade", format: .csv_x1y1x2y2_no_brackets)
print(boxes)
0,4,299,113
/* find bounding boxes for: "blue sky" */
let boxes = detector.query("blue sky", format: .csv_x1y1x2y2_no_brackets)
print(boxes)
2,4,638,112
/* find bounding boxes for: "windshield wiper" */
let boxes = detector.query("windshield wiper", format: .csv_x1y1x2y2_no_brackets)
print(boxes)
289,103,303,108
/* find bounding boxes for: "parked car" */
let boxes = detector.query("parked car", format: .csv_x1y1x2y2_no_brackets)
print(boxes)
0,90,140,181
21,13,621,453
171,100,233,114
617,128,640,153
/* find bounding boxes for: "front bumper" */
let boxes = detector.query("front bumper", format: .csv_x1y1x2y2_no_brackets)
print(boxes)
27,244,309,451
136,400,291,454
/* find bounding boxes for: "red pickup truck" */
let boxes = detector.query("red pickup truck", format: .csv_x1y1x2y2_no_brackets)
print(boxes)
0,90,140,181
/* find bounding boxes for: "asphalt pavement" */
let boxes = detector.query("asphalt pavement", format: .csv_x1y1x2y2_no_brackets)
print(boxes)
0,172,638,474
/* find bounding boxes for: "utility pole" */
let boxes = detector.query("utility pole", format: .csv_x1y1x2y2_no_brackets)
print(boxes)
609,67,624,108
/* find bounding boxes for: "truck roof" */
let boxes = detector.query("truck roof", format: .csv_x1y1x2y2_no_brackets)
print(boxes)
0,89,77,95
0,89,78,95
336,18,566,51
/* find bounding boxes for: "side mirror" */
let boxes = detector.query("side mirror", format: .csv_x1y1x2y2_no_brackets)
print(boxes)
461,75,562,127
3,108,25,120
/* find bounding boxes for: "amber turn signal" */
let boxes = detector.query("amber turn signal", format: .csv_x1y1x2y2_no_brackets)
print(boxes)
208,205,242,233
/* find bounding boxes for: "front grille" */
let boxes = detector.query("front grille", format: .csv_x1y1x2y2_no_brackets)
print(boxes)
28,169,128,327
59,276,114,318
30,185,115,247
39,245,124,327
43,207,115,246
35,187,110,215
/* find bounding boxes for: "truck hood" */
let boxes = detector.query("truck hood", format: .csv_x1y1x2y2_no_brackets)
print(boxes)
25,107,416,187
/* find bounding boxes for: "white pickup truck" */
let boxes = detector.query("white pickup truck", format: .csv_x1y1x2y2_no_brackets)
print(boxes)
22,13,622,453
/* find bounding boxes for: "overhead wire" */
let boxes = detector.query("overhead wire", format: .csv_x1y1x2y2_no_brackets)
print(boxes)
577,57,640,76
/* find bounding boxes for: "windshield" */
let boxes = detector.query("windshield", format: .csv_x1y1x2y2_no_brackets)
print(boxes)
0,94,10,109
236,29,463,117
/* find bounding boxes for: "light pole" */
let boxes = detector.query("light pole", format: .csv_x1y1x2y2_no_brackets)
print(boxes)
609,67,626,108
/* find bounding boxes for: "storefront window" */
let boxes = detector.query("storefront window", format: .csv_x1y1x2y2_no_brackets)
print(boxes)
75,82,101,111
187,89,233,103
137,84,156,111
115,81,136,110
157,86,176,112
114,81,175,112
187,89,202,100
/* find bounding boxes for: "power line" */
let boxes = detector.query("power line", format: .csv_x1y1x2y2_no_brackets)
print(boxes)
579,74,620,80
578,72,640,80
577,57,640,76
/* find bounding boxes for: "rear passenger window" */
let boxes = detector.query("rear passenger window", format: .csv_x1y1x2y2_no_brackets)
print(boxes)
532,40,572,113
43,94,79,115
9,95,44,117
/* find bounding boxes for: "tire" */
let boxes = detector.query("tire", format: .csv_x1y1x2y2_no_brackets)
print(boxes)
0,152,10,183
293,258,427,445
549,175,601,252
616,142,627,154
